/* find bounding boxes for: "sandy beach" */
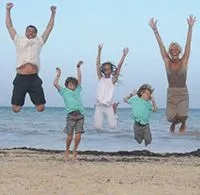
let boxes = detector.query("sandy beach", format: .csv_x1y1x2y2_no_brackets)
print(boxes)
0,148,200,195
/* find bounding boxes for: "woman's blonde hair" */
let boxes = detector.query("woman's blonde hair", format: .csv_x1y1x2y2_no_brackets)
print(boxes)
168,42,182,54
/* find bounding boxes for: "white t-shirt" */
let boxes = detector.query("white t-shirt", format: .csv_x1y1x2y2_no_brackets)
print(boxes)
14,34,44,70
96,77,115,106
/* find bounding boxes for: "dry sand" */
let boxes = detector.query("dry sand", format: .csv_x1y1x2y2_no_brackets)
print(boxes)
0,148,200,195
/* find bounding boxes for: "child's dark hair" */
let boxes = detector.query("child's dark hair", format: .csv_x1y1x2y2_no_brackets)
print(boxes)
65,77,78,88
26,25,38,34
137,84,154,98
100,62,117,76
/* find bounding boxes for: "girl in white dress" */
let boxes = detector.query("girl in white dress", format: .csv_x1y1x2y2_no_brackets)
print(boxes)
94,44,129,129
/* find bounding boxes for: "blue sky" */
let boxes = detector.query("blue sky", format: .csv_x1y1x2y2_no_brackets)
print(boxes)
0,0,200,108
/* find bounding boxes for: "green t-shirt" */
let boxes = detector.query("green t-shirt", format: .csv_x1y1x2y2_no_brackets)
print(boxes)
58,85,85,115
128,96,153,125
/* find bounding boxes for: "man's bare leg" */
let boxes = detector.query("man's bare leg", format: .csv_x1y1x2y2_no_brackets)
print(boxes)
64,135,73,161
12,105,21,113
73,133,81,160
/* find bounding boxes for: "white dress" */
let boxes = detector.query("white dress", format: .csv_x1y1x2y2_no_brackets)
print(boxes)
94,77,117,129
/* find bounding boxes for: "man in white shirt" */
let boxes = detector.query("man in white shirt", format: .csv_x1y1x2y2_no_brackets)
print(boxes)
6,2,56,112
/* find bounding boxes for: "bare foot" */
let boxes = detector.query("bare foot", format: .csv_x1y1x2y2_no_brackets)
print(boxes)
170,123,175,133
64,150,70,161
73,150,78,161
179,123,186,134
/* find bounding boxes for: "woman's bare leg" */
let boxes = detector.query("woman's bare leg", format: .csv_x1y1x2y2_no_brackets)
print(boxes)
170,122,176,133
179,122,186,133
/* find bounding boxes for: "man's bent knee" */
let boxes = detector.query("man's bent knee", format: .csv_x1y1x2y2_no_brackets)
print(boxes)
12,105,21,113
36,104,45,112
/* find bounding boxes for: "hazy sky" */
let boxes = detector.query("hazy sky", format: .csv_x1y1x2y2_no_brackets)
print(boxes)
0,0,200,108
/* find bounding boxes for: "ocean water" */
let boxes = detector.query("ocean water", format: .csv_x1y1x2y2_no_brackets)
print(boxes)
0,107,200,153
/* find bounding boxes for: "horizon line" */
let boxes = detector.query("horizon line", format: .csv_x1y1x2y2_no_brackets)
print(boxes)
0,106,200,109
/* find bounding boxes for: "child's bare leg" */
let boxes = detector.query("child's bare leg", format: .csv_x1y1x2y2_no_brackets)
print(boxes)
73,133,81,160
64,135,73,161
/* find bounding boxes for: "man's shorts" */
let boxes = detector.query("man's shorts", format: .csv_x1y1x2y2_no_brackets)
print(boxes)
134,121,152,146
11,74,46,106
65,111,85,136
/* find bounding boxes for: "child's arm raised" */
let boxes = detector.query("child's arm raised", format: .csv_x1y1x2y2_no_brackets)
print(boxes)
123,90,137,103
96,44,103,80
77,61,83,85
151,96,157,112
54,67,61,90
42,6,56,43
112,48,129,84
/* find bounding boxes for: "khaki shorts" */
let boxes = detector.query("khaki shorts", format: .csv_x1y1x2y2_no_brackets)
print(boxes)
134,122,152,146
65,111,85,135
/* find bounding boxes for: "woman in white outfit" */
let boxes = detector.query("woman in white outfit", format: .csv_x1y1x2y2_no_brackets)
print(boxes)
94,44,129,129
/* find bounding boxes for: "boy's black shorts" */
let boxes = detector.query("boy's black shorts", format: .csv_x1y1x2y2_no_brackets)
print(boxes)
11,73,46,106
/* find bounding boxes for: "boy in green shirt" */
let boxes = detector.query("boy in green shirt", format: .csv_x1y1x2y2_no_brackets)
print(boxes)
124,84,157,146
54,61,84,160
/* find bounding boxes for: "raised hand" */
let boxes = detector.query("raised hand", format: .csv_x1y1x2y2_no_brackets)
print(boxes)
77,60,84,68
149,18,158,31
187,15,196,27
98,43,103,52
123,48,129,56
54,67,61,89
50,6,57,14
56,67,61,77
130,89,137,96
6,2,14,10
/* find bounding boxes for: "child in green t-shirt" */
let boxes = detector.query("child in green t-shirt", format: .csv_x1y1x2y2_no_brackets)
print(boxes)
54,61,84,160
124,84,157,146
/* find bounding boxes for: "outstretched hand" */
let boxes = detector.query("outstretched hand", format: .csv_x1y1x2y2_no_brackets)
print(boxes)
130,89,137,96
123,48,129,56
98,43,103,52
187,15,196,27
6,2,14,10
149,18,158,31
50,6,57,14
56,67,61,77
77,60,84,68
